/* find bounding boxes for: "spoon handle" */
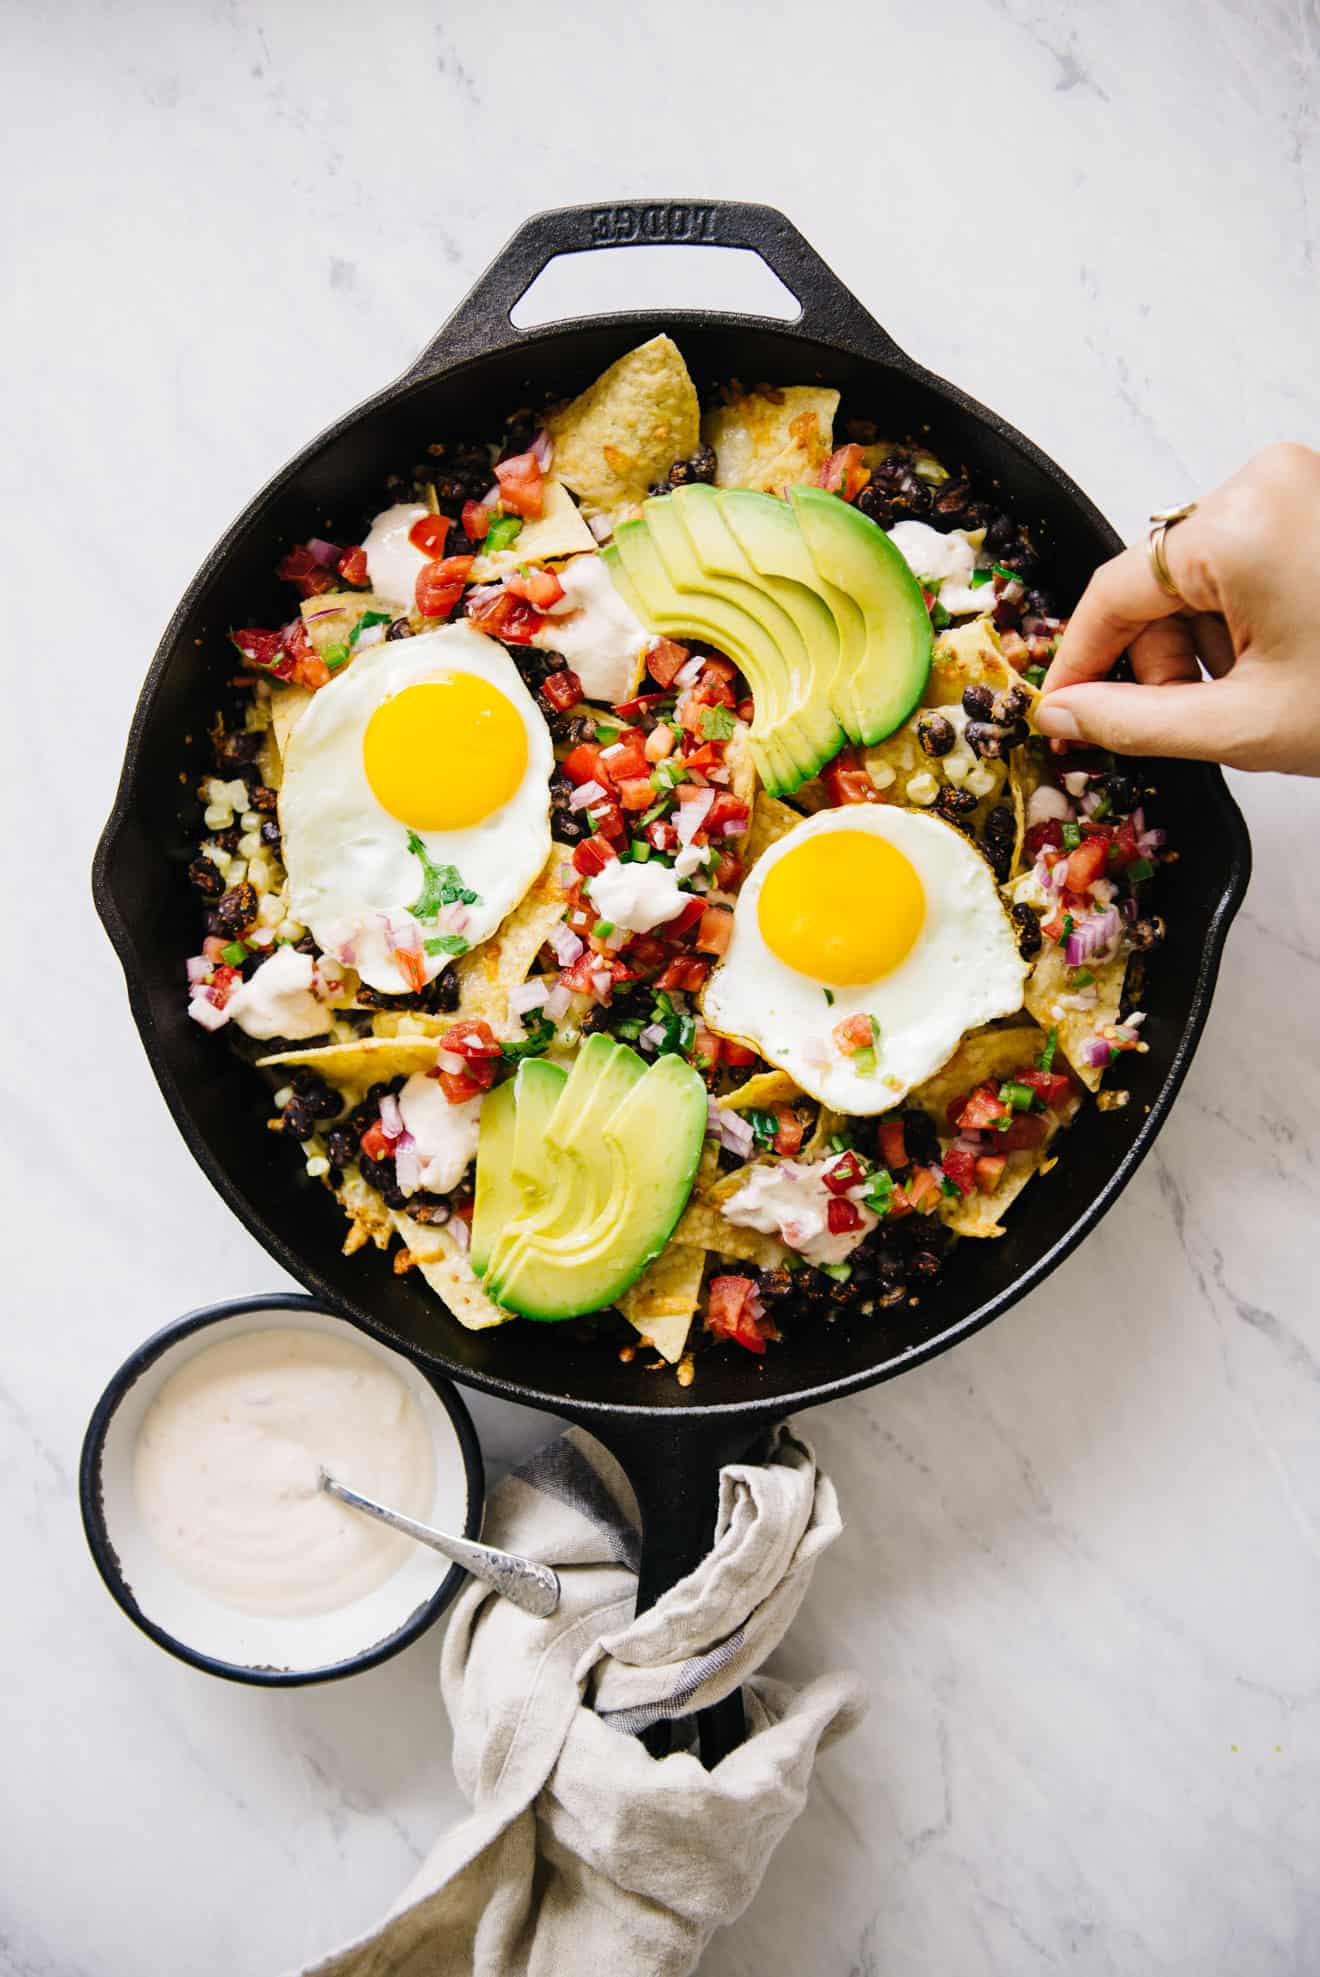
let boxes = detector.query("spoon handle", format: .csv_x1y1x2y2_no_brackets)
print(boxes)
321,1474,561,1618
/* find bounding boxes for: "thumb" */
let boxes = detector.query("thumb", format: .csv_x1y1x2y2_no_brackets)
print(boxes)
1035,677,1257,766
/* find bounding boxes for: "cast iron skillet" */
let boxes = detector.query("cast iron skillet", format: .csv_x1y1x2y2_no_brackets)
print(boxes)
94,201,1250,1754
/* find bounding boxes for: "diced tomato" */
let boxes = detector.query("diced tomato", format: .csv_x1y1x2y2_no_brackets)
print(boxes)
771,1104,803,1156
997,1113,1048,1152
656,955,710,993
1019,1068,1074,1110
465,588,545,645
415,554,474,620
878,1119,908,1170
819,442,871,503
711,853,744,892
230,627,292,677
336,545,369,586
680,740,725,777
690,1025,722,1071
572,835,618,878
827,1197,864,1233
1023,818,1065,862
663,896,706,938
940,1145,979,1197
391,946,426,994
276,545,340,598
722,1037,759,1068
1108,816,1141,870
833,1013,876,1056
823,747,881,807
975,1153,1008,1191
1065,836,1109,893
696,905,733,955
822,1150,867,1194
505,565,565,609
647,638,689,688
614,778,650,811
646,819,679,853
408,514,451,559
494,450,544,519
737,695,755,724
587,796,625,841
541,669,583,712
462,499,491,541
626,932,670,975
208,963,242,1010
613,690,674,722
439,1067,486,1104
438,1018,501,1061
901,1167,942,1214
696,660,738,703
562,743,608,786
704,791,749,835
360,1121,394,1163
599,729,649,781
956,1083,1012,1132
705,1275,771,1355
283,617,331,690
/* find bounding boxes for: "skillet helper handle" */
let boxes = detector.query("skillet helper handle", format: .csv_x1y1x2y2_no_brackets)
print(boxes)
409,198,903,374
589,1414,779,1768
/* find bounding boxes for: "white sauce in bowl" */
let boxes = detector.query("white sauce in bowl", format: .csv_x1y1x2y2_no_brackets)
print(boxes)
133,1328,434,1619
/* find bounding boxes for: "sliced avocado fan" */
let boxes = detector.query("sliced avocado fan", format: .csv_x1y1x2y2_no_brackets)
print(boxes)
601,483,932,793
471,1039,708,1323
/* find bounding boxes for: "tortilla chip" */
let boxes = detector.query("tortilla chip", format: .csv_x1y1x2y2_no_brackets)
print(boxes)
717,1069,801,1112
744,789,804,867
300,591,399,656
1024,943,1128,1093
803,1105,848,1158
468,480,595,580
703,386,839,496
333,1166,394,1251
450,854,570,1039
862,708,1009,819
391,1213,513,1331
257,1035,438,1085
617,1242,706,1363
546,336,699,530
671,1200,788,1271
725,720,759,820
909,1022,1079,1235
270,684,313,765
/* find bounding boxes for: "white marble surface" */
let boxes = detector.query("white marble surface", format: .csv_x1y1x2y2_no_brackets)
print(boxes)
4,2,1319,1972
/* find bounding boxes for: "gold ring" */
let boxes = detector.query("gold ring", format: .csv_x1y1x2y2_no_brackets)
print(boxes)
1147,500,1198,604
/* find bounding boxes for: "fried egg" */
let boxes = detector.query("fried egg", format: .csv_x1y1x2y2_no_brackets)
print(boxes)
702,806,1028,1114
279,623,553,994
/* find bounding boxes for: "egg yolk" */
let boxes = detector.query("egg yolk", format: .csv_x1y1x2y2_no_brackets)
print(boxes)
757,830,926,985
362,675,528,831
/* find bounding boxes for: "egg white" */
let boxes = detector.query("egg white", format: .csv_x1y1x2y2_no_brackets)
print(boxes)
702,805,1028,1114
279,623,553,994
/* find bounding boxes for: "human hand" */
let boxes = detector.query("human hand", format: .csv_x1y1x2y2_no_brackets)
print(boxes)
1037,444,1320,775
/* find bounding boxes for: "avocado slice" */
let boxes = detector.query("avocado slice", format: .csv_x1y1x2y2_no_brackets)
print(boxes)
607,527,804,793
669,484,845,771
789,485,932,744
490,1052,708,1322
469,1078,518,1278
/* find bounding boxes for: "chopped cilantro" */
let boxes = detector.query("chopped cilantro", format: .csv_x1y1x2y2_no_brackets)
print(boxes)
863,1170,895,1214
1037,1026,1059,1073
699,704,737,741
823,987,835,1005
747,1108,779,1147
406,832,479,921
929,600,952,632
348,610,392,648
991,562,1020,584
324,641,350,673
220,940,249,967
939,1175,962,1198
484,513,523,554
1062,821,1081,850
1058,913,1074,948
423,932,470,957
970,567,994,588
500,1014,555,1061
1023,664,1046,687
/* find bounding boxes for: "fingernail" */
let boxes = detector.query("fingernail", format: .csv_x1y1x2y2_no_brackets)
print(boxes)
1036,703,1080,741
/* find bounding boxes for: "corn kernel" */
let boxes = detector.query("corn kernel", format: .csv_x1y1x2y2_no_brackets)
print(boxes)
238,831,260,859
257,893,284,926
241,810,260,831
905,771,939,807
273,1086,293,1109
203,803,231,830
227,860,247,883
305,1154,330,1179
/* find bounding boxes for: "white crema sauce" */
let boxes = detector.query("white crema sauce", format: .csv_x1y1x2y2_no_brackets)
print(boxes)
133,1329,435,1618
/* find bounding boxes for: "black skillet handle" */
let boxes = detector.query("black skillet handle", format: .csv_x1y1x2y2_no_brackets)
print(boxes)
585,1410,782,1767
407,199,905,376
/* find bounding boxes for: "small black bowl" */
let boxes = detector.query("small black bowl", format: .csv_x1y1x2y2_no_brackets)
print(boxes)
80,1293,485,1686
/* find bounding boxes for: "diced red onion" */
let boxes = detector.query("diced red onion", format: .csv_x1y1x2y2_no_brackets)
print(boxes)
1080,789,1104,817
303,601,346,622
1065,903,1120,967
588,514,611,543
548,923,584,967
1137,827,1166,856
379,1093,403,1140
509,978,549,1015
466,582,504,609
675,655,704,688
450,1214,471,1252
719,818,744,837
707,1096,754,1156
641,1021,669,1051
480,484,501,511
530,428,554,471
1130,807,1146,836
187,995,229,1031
1027,785,1073,826
1124,1010,1147,1028
1063,770,1090,798
569,780,606,811
544,983,572,1021
394,1135,421,1193
589,968,614,1001
307,538,341,568
436,1048,466,1075
355,622,387,652
186,955,211,985
676,787,714,845
1082,1036,1113,1069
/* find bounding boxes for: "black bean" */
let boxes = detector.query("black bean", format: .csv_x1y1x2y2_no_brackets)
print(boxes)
983,513,1017,555
550,777,588,845
385,616,413,641
281,1094,319,1142
909,1249,942,1280
188,855,225,899
876,1283,908,1308
981,804,1016,882
260,818,282,853
213,881,258,938
355,964,459,1014
1010,902,1043,959
991,684,1032,726
516,646,561,691
324,1126,358,1169
996,545,1039,582
1129,914,1165,950
405,1195,452,1225
966,719,1027,761
249,783,279,814
758,1267,797,1303
895,472,933,517
210,826,243,855
900,1108,941,1168
855,484,897,528
917,711,956,758
665,443,717,488
1103,772,1139,814
214,728,263,772
1023,588,1056,618
935,786,978,830
290,1068,342,1119
358,1151,405,1209
294,933,319,956
962,683,994,721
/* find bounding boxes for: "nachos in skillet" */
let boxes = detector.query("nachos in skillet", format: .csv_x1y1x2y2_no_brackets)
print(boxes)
183,337,1166,1381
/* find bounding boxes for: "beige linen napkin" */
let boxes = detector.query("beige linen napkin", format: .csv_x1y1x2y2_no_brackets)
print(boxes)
295,1425,864,1977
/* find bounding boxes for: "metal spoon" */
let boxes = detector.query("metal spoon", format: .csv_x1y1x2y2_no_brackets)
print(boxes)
319,1470,561,1618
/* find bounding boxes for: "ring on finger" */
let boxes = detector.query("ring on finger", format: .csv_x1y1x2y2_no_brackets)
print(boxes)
1147,500,1198,606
